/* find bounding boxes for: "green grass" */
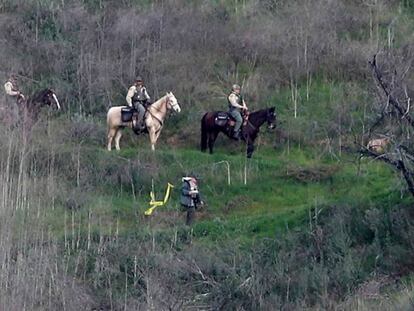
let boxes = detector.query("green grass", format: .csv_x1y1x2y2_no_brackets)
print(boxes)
40,75,409,247
44,142,411,248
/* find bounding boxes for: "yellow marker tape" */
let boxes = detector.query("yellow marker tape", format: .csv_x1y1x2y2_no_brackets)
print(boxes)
144,183,174,216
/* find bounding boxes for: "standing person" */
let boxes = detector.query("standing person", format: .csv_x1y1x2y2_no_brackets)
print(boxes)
126,76,151,130
180,175,203,226
4,75,25,102
228,84,248,140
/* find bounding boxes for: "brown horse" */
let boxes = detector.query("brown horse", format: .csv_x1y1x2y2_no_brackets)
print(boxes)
106,92,181,151
201,107,276,158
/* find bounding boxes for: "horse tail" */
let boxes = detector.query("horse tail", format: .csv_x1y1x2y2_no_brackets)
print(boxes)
201,113,208,152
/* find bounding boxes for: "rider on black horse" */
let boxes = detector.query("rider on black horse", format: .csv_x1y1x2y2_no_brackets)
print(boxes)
126,76,151,131
228,84,248,140
4,74,25,103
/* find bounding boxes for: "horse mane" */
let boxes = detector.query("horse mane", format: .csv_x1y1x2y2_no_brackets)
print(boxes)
151,93,168,107
249,107,271,118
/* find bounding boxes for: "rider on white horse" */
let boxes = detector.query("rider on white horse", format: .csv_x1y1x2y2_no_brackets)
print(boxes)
126,76,150,131
107,92,181,151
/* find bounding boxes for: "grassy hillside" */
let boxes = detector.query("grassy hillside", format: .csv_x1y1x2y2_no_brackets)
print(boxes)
2,74,406,309
1,94,413,310
27,137,411,309
1,0,414,309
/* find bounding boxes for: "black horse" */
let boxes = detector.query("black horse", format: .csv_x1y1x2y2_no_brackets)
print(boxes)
1,88,60,130
18,88,61,127
201,107,276,158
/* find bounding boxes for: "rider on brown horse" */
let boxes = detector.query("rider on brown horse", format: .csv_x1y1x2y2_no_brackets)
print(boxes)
126,76,151,131
228,84,248,140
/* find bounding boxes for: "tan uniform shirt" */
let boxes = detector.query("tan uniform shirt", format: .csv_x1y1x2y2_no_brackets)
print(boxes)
4,81,20,96
228,92,246,109
126,85,150,107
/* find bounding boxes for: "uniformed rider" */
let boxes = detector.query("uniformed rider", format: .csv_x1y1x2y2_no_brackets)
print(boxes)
126,76,150,130
4,75,25,103
228,84,247,139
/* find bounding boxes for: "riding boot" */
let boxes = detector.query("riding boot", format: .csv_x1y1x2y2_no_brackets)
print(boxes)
132,114,139,131
137,113,146,131
233,130,240,140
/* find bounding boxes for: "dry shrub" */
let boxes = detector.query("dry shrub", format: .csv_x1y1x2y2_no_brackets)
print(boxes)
0,133,96,310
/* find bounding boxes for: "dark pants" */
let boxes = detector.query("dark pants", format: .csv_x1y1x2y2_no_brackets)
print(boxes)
134,102,145,120
132,101,146,130
186,207,195,226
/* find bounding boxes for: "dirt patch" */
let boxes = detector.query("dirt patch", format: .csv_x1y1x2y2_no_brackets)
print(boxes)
285,164,340,183
223,195,254,214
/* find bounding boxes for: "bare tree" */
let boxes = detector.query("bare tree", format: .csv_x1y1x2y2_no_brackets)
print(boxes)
362,50,414,196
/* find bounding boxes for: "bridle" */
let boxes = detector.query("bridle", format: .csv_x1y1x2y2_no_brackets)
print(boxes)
40,90,60,110
166,95,180,112
51,92,61,110
267,110,276,129
147,94,180,127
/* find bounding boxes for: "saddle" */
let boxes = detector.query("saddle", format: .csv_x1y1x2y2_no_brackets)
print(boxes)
121,106,148,134
121,107,133,122
214,112,231,126
121,107,135,122
121,99,152,122
214,111,249,128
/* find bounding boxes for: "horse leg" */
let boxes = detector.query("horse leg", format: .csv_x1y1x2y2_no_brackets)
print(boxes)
208,132,218,154
149,128,156,151
246,141,255,158
115,128,122,150
154,130,162,148
200,116,208,152
107,127,117,151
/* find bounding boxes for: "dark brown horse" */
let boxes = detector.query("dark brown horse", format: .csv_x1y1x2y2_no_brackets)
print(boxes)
201,107,276,158
21,88,60,132
1,88,60,129
19,88,60,120
14,88,61,134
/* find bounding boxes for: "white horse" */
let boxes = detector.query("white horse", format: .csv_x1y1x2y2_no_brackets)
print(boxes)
107,92,181,151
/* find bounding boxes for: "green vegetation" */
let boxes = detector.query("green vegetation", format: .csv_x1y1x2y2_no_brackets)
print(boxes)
1,0,414,309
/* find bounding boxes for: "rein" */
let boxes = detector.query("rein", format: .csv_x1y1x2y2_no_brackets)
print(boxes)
244,112,261,131
147,97,169,127
148,110,164,127
245,120,257,131
245,110,272,131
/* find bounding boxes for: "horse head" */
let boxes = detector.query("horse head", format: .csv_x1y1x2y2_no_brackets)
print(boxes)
166,92,181,113
42,89,61,110
266,107,276,129
30,88,61,110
